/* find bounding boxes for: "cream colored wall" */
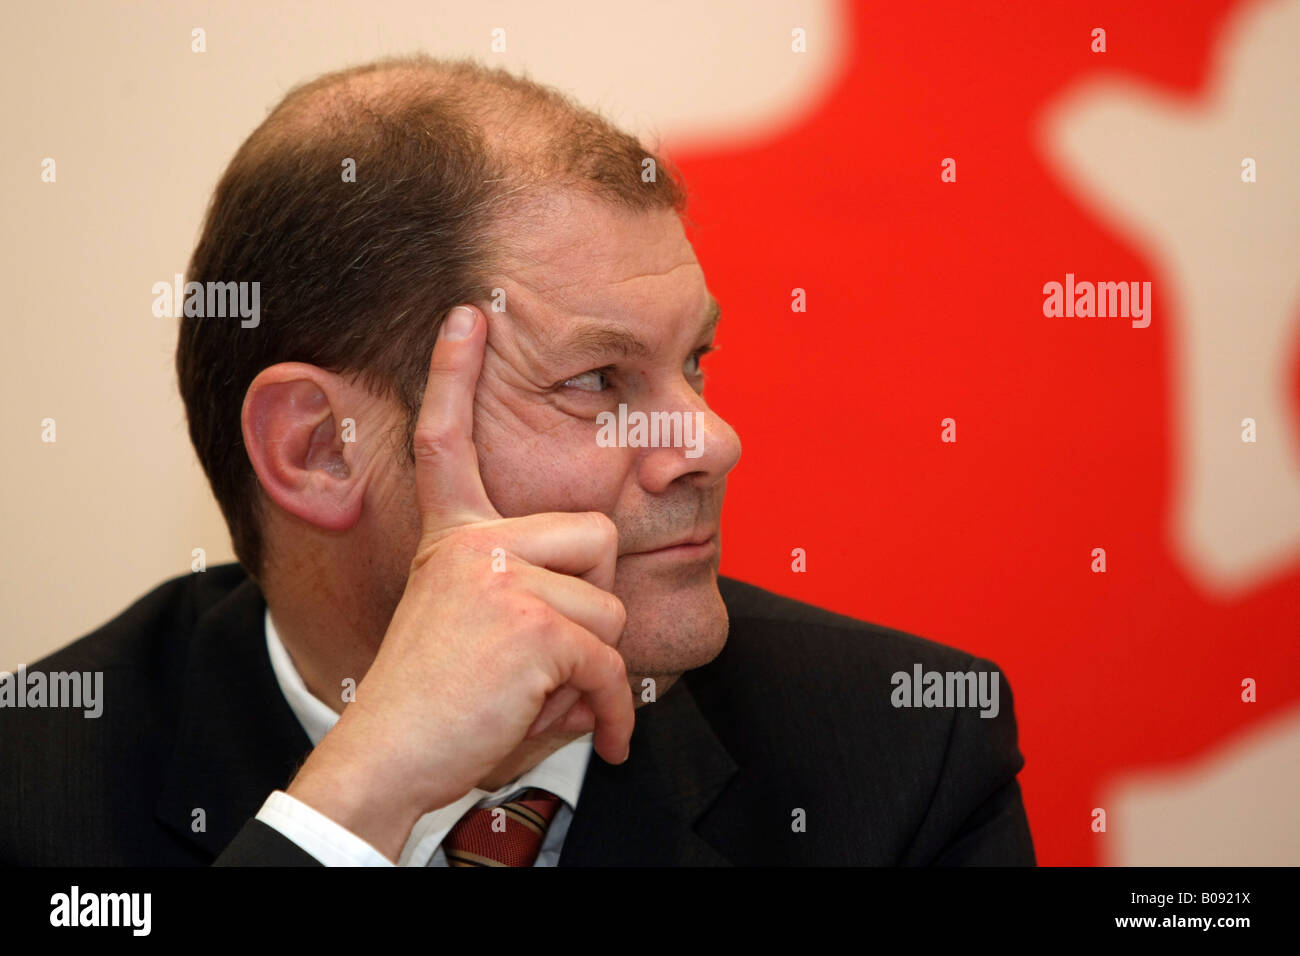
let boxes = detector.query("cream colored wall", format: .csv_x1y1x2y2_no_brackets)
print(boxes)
0,0,843,672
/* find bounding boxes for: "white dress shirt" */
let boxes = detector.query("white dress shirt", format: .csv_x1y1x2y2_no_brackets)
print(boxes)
254,608,594,866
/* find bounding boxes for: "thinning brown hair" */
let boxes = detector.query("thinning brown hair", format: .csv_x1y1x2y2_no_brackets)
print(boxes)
177,54,688,583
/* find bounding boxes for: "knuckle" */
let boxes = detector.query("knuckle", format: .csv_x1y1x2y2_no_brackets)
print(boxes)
585,511,618,548
482,559,514,591
516,598,560,641
605,593,627,632
411,424,463,464
603,644,628,683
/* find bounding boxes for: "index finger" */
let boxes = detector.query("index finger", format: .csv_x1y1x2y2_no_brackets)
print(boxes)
412,304,500,531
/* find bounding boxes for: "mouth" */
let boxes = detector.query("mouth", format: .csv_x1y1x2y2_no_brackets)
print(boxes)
621,531,719,561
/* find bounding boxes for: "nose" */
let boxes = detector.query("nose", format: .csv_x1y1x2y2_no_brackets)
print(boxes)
634,388,742,494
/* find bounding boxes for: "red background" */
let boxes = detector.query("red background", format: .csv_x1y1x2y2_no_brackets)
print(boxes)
679,0,1299,865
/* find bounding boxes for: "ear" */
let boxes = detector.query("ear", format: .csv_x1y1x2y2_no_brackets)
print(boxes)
241,363,366,533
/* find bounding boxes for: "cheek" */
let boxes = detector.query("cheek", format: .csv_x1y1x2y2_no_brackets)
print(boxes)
476,414,633,518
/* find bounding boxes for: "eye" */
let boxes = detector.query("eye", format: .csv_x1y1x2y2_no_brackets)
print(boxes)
559,346,716,394
685,344,716,378
562,368,612,392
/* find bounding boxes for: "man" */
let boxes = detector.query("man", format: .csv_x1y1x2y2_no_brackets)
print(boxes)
0,55,1034,866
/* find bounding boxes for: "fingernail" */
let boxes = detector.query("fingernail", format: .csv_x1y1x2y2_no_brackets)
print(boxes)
442,306,475,341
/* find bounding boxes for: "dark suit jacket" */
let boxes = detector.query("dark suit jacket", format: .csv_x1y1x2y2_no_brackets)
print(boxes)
0,563,1035,865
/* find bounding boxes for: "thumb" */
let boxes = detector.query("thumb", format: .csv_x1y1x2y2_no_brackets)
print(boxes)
412,304,499,531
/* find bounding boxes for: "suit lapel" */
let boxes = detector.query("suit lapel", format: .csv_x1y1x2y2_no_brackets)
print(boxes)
155,574,314,858
558,677,739,866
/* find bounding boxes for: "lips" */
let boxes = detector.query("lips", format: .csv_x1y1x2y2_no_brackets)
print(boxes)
622,530,718,556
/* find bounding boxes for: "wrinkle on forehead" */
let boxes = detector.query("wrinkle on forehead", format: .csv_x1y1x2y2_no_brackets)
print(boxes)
500,252,704,334
478,192,710,389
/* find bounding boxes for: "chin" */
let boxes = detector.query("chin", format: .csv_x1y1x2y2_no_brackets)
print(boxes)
612,561,730,679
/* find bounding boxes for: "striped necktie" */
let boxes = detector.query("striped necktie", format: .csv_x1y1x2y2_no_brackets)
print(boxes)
442,787,564,867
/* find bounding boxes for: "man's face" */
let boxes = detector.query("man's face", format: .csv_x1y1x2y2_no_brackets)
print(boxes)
382,191,741,683
477,192,741,680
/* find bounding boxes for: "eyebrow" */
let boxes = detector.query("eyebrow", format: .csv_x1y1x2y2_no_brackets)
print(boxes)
553,296,721,364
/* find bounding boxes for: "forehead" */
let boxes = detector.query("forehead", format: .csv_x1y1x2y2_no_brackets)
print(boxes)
493,192,708,335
